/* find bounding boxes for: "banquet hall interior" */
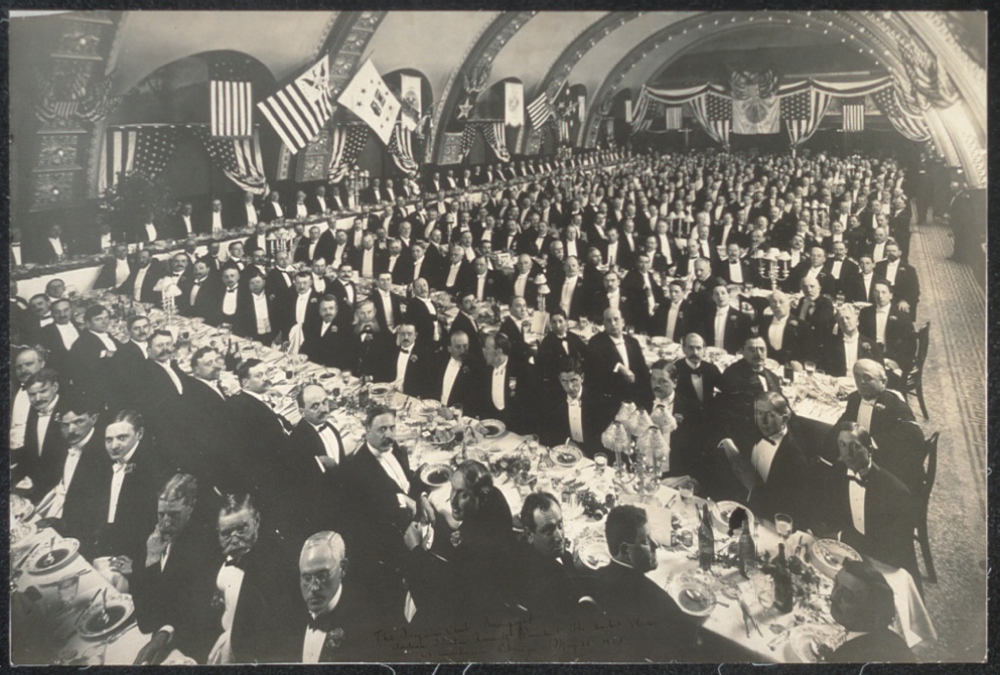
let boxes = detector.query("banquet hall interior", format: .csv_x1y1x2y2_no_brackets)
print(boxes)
6,9,987,665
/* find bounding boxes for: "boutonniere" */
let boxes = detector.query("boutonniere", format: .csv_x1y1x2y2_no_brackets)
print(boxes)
888,315,897,321
119,462,136,475
860,341,871,351
875,402,886,411
324,628,345,650
728,315,737,321
461,366,470,376
100,350,109,359
409,354,418,363
331,325,339,333
450,530,463,548
309,297,318,304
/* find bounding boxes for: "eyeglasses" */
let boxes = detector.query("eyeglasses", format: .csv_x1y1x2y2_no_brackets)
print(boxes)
300,569,334,586
219,522,253,539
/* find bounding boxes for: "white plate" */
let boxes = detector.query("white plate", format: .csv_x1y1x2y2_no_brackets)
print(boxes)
477,419,507,439
788,623,846,662
668,573,718,617
419,463,453,488
711,501,755,533
552,444,582,468
77,595,136,640
810,538,862,579
369,383,392,397
27,538,80,575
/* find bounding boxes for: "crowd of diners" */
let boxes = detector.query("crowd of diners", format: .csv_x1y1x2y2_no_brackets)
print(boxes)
11,147,928,663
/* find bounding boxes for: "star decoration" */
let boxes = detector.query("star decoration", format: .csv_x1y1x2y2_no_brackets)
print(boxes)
457,98,473,119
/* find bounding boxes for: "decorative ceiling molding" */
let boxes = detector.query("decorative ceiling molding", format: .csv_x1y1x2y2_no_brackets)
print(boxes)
430,11,537,165
322,11,387,99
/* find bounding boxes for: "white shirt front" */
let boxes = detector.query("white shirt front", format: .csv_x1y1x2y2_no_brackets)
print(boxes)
333,244,347,266
316,196,327,213
308,241,320,261
830,260,844,280
60,428,94,495
370,443,410,494
56,322,80,350
216,562,246,634
768,315,787,352
156,361,184,395
272,202,284,219
101,233,113,250
251,292,271,335
751,429,785,483
884,260,899,286
50,237,65,257
491,361,507,411
857,398,875,432
848,470,866,535
361,249,375,277
108,445,139,523
610,336,630,371
245,204,258,226
843,332,859,374
310,422,343,469
567,396,584,443
133,265,150,301
728,260,744,284
560,277,577,314
296,293,312,325
714,308,729,348
212,212,224,232
131,339,148,359
872,242,886,263
34,398,58,454
446,263,462,288
378,291,395,328
875,306,890,344
115,259,131,287
190,277,206,306
513,273,529,298
395,347,412,386
144,223,158,242
302,584,343,663
441,358,463,405
12,243,21,265
475,274,487,301
862,272,874,299
566,239,578,259
10,388,30,449
312,275,326,295
222,287,239,317
182,215,193,235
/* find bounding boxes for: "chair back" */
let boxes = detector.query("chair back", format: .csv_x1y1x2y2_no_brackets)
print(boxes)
922,431,940,503
908,321,931,383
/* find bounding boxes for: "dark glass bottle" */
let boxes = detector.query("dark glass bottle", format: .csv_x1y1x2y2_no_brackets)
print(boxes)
697,504,714,571
772,543,794,613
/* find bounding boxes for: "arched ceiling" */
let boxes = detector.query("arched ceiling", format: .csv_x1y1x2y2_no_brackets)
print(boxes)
109,11,337,95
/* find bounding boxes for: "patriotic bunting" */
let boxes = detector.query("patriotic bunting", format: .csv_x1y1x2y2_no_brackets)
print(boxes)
527,91,553,129
689,93,732,146
781,88,831,146
484,122,510,163
257,57,334,153
99,125,181,193
191,125,267,193
841,98,866,132
209,57,254,137
871,86,931,142
328,124,369,184
388,122,419,175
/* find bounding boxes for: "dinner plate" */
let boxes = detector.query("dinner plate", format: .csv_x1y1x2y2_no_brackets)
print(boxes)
478,419,506,439
27,538,80,575
419,463,453,488
428,428,456,446
573,526,611,569
552,444,582,468
711,501,755,533
668,573,718,617
369,383,392,397
77,595,136,640
810,539,862,579
788,623,846,662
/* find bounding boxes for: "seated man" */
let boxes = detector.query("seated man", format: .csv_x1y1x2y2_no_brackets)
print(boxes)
759,291,800,366
131,474,221,664
538,357,611,460
823,304,883,378
716,336,783,448
300,295,352,370
585,505,698,661
824,423,920,584
859,279,915,378
671,333,723,483
431,329,478,408
718,391,814,530
828,560,916,662
535,309,588,396
699,283,753,355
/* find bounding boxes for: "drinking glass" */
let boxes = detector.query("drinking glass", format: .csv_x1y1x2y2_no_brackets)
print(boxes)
679,477,694,503
774,513,793,540
753,573,775,610
803,361,817,377
57,575,79,605
593,453,608,476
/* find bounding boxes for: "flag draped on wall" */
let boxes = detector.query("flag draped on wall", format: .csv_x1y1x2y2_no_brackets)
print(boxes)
527,91,553,129
484,122,510,162
731,70,781,135
99,125,181,192
689,93,732,146
337,58,401,145
841,98,866,132
871,86,931,142
460,123,479,158
257,56,334,152
209,57,253,137
505,81,524,127
781,88,831,146
327,124,369,183
664,106,683,130
388,122,419,175
191,125,267,193
629,91,650,133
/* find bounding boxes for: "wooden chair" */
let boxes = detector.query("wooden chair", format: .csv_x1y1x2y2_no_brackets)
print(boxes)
905,321,931,419
914,431,939,583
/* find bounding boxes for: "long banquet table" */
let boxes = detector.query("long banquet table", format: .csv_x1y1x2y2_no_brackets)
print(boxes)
10,307,935,664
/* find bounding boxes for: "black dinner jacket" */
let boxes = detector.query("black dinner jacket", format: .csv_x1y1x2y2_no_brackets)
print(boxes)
285,419,347,534
699,306,754,355
370,288,405,333
301,320,353,370
449,311,485,363
829,627,916,663
827,464,919,581
234,289,279,341
259,200,286,223
743,429,814,532
343,442,419,539
672,358,722,426
431,354,478,408
403,295,441,353
715,258,756,286
546,275,588,321
178,273,223,322
473,359,536,434
585,331,653,411
535,331,588,392
537,387,609,459
224,391,290,507
823,332,883,378
650,297,694,342
14,394,75,501
265,267,295,299
441,259,473,296
464,269,509,303
67,330,121,406
874,259,920,309
283,582,381,662
130,524,221,664
278,288,322,337
367,341,434,399
858,304,914,370
497,315,533,370
119,260,166,304
836,389,915,440
716,358,783,445
758,314,800,366
790,294,836,361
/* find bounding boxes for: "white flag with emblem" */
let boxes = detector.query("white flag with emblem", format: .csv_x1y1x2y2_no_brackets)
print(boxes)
505,81,524,127
337,58,401,145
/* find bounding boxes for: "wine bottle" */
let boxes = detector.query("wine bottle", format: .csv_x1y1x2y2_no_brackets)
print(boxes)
737,519,757,578
772,543,794,613
697,504,714,571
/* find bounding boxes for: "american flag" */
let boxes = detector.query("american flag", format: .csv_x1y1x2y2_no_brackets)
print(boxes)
210,57,254,137
35,100,79,122
630,91,651,132
99,125,180,192
871,86,930,142
484,122,510,162
780,88,831,146
191,125,267,193
841,97,866,132
690,93,731,146
664,106,683,130
258,57,334,152
527,91,553,129
328,124,369,183
388,122,419,175
460,122,479,157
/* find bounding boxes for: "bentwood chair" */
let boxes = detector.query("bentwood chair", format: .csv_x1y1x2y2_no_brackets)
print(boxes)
905,321,931,419
914,431,939,583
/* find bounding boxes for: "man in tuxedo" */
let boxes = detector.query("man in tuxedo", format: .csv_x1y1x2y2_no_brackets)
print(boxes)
120,249,165,304
648,280,690,343
701,283,753,355
170,202,198,239
497,295,536,370
825,241,861,300
844,253,877,304
868,226,890,264
475,333,534,433
368,272,403,334
179,260,220,322
68,304,121,408
537,357,608,459
61,409,167,562
403,278,442,352
827,560,917,663
290,531,379,662
535,309,587,395
874,241,920,318
366,322,430,399
509,254,540,308
208,494,301,664
718,392,814,530
260,191,286,223
441,244,472,296
824,305,882,377
433,329,478,408
716,242,754,286
265,250,295,299
212,267,243,328
465,255,508,303
586,505,699,661
233,192,260,230
687,259,725,327
301,296,352,370
308,185,331,215
37,298,79,377
824,423,920,584
327,229,353,270
790,277,836,364
716,336,783,448
94,243,133,292
296,226,333,266
280,272,321,341
131,474,221,664
40,400,106,525
38,224,70,263
549,257,588,321
590,269,630,326
859,280,915,376
242,222,271,263
586,307,652,411
9,347,47,453
12,369,75,500
493,218,521,254
235,270,279,344
787,245,836,296
758,291,800,366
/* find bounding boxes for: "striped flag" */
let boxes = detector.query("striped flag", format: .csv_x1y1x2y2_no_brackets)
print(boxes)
841,98,866,132
664,106,683,130
209,57,254,137
629,91,650,132
35,100,79,122
257,57,334,153
527,91,553,129
328,124,369,184
99,125,180,192
484,122,510,162
690,93,731,146
192,126,267,193
388,122,418,175
780,88,831,146
871,86,930,142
